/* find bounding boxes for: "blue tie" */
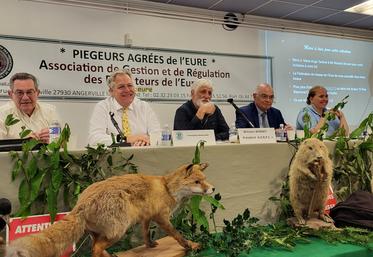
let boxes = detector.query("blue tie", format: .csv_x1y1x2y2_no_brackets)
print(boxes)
261,112,269,128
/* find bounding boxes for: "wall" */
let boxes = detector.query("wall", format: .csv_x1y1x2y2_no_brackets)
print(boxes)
0,0,371,148
1,0,266,148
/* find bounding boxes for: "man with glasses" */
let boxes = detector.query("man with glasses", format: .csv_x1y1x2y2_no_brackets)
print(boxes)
236,83,289,129
0,72,59,143
88,69,160,146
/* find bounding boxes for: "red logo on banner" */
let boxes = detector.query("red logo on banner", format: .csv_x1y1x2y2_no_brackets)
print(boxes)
324,185,337,214
6,212,74,257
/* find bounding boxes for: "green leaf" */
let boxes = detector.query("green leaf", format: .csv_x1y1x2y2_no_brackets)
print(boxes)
11,159,23,181
22,139,40,153
18,179,30,207
19,128,32,139
332,95,349,111
350,127,366,139
61,123,71,141
349,115,369,139
195,210,209,229
192,140,205,164
29,171,46,202
243,209,251,220
335,137,347,157
46,187,58,223
51,168,63,190
203,195,225,210
47,141,59,151
359,142,373,152
73,183,81,196
4,114,20,126
190,195,202,212
25,157,38,179
49,151,60,170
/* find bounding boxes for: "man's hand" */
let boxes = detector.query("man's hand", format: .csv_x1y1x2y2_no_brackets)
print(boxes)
284,124,294,131
127,134,150,146
31,128,50,144
196,102,216,120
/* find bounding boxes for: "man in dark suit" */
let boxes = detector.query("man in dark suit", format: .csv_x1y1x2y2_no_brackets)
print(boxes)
236,83,289,129
174,79,229,141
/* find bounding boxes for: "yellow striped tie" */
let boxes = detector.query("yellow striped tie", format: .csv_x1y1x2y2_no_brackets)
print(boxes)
122,108,131,136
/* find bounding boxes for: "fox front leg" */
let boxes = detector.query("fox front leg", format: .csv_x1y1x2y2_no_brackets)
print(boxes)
141,219,158,248
155,216,200,250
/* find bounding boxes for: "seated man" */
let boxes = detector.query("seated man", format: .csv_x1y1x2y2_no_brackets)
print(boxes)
236,83,290,130
0,72,59,144
173,79,229,141
88,69,161,146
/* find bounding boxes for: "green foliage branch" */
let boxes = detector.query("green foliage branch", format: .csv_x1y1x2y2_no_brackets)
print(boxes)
9,123,137,222
172,140,225,238
333,112,373,200
184,208,373,257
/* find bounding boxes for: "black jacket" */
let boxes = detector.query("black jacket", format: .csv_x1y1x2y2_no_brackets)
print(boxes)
173,100,229,141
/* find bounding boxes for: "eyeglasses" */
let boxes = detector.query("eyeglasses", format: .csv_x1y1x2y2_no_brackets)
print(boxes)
258,94,275,100
13,90,36,97
115,84,134,91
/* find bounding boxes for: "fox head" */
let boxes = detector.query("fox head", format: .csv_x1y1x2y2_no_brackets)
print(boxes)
167,163,215,200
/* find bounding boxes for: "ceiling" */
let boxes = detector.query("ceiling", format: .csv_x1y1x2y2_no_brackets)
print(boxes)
140,0,373,31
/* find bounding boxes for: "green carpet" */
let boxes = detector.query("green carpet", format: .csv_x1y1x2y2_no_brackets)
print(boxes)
199,238,373,257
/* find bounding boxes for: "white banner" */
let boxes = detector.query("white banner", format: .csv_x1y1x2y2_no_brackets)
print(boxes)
0,36,272,101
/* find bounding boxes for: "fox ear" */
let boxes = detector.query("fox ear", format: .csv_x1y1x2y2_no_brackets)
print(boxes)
199,163,209,171
184,164,194,177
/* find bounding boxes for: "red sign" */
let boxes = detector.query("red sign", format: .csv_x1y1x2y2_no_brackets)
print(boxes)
324,185,337,214
6,212,74,257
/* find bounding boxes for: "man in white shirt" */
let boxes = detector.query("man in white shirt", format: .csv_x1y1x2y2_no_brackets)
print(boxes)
88,69,161,146
0,73,59,144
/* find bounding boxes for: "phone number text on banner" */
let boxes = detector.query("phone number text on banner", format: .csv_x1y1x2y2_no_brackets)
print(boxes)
0,36,272,102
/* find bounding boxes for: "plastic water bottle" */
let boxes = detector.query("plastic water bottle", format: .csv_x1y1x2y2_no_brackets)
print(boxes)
49,120,61,143
277,124,287,142
161,124,172,146
229,123,238,143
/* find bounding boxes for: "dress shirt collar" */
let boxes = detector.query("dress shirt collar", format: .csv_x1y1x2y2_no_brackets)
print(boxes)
255,104,266,116
11,101,41,118
112,97,136,111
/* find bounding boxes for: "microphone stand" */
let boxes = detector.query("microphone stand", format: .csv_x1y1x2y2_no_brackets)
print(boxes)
227,98,255,128
109,112,131,147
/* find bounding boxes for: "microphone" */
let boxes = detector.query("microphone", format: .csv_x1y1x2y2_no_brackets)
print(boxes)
227,98,255,128
109,112,126,143
0,198,11,231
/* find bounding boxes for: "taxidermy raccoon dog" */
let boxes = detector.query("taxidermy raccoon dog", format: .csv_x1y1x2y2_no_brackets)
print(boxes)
289,138,333,225
6,163,214,257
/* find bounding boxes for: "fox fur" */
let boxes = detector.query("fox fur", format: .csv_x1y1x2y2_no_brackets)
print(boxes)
289,138,333,225
1,236,5,257
5,163,214,257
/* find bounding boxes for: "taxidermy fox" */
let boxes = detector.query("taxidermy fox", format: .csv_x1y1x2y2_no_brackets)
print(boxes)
5,163,214,257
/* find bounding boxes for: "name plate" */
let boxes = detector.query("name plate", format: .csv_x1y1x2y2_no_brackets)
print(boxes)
238,128,276,144
172,130,216,147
